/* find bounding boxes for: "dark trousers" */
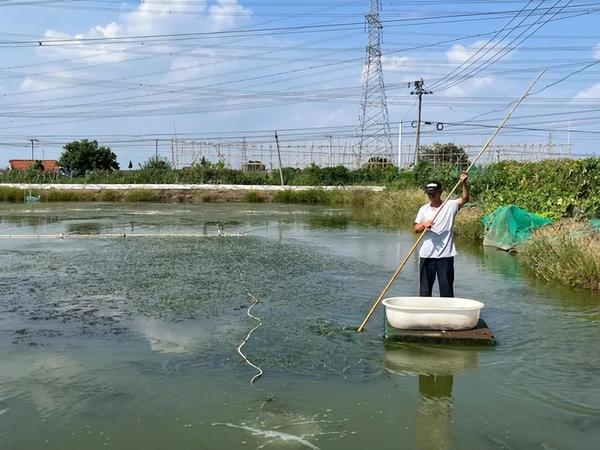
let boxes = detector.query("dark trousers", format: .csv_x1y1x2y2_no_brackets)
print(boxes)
419,257,455,297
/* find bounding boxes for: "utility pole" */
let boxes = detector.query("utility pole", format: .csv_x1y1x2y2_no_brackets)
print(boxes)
241,137,248,168
397,121,403,168
325,135,333,167
409,79,432,164
29,138,38,160
274,131,285,186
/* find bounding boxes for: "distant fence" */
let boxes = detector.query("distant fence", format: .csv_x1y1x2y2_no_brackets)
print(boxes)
169,137,573,170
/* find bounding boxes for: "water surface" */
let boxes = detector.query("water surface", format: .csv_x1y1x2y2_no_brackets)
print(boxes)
1,203,599,450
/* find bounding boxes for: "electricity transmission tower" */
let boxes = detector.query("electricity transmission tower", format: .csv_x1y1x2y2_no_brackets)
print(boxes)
356,0,393,166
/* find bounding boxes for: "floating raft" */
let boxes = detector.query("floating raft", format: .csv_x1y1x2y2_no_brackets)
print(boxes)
384,319,496,346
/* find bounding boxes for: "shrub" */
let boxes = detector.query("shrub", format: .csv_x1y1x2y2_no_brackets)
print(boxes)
100,190,122,202
273,189,331,204
124,189,162,202
243,191,265,203
0,187,25,202
519,221,600,289
41,190,95,202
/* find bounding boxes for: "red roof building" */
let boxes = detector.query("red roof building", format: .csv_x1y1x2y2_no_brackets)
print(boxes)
9,159,61,173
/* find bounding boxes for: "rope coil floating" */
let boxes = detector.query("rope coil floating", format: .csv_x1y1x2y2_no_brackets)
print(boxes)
236,293,263,384
231,249,264,384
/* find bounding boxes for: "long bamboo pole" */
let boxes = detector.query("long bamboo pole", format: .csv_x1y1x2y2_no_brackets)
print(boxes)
357,71,545,332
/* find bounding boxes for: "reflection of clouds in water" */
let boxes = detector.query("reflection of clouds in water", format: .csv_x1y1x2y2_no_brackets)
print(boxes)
384,345,480,376
1,353,88,418
133,318,209,354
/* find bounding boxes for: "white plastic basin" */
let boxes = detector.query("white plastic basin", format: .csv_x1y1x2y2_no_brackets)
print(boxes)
382,297,484,331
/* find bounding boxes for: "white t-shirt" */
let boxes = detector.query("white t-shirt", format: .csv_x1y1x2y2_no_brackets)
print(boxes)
414,199,460,258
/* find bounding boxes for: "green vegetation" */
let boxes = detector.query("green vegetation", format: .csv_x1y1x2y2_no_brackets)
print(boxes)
243,190,266,203
273,188,335,205
4,155,600,291
419,143,470,169
100,190,122,202
0,187,25,202
124,189,162,202
40,189,95,202
454,207,485,241
460,159,599,219
59,139,119,176
519,221,600,290
4,154,599,220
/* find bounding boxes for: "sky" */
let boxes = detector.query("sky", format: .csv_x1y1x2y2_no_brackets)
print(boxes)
0,0,599,168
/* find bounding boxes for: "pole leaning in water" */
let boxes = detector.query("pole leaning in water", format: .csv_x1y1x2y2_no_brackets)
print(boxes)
357,71,546,332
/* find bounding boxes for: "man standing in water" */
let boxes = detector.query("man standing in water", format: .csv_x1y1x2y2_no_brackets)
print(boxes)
413,173,469,297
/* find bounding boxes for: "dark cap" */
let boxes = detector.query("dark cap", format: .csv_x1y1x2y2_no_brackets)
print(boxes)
425,181,443,194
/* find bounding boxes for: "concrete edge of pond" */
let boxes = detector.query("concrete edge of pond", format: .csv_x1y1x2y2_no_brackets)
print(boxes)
0,183,386,192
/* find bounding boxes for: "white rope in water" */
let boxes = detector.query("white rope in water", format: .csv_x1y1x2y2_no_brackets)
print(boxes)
232,259,264,384
236,293,263,384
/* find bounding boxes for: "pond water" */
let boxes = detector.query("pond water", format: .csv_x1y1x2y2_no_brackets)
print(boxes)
0,203,599,450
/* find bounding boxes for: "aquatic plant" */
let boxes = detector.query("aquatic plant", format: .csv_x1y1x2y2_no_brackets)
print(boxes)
0,187,25,202
124,189,162,202
273,188,332,205
367,188,425,222
519,220,600,289
243,190,265,203
100,189,122,202
454,206,485,241
41,189,96,202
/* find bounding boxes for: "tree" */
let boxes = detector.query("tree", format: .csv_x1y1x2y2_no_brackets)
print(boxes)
30,160,45,172
128,160,133,169
420,143,470,169
59,139,119,176
139,155,172,170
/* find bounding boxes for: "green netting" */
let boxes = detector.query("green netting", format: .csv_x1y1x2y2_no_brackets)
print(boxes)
590,219,600,231
482,205,553,250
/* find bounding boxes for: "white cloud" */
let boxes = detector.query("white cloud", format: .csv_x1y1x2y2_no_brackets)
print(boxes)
594,42,600,59
209,0,252,30
19,67,77,92
382,56,417,71
443,75,496,97
446,40,512,64
574,82,600,101
42,1,252,62
164,48,221,84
